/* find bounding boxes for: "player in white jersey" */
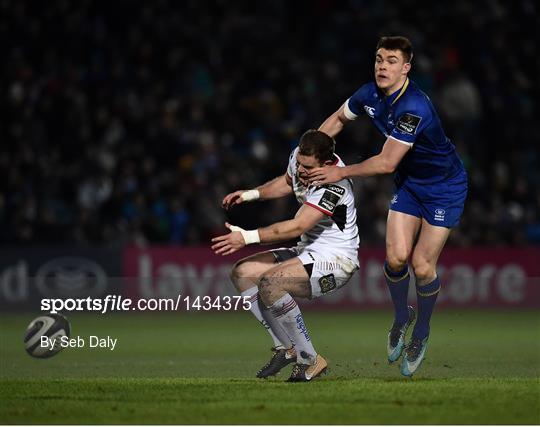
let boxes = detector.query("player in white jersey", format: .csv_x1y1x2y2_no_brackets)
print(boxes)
211,130,359,382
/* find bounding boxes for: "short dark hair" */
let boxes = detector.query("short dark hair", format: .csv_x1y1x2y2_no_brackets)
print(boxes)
298,130,335,163
376,36,413,63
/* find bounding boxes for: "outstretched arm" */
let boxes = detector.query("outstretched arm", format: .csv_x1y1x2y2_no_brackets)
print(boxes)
258,173,294,200
318,103,351,138
307,137,411,184
211,204,325,256
222,173,293,210
257,203,323,243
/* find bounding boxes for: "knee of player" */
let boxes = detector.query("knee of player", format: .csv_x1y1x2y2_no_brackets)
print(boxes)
386,253,408,272
230,260,250,282
257,274,269,291
230,263,252,292
257,275,276,298
411,258,436,282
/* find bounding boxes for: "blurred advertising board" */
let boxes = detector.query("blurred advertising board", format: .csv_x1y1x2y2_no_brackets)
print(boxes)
123,246,540,309
0,247,122,311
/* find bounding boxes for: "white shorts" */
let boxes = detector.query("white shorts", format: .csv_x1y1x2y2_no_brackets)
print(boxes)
271,246,359,299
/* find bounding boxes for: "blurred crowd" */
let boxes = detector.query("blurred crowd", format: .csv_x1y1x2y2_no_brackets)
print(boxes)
1,0,539,247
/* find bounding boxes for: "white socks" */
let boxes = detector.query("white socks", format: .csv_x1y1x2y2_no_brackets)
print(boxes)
270,293,316,364
241,287,286,349
241,288,317,365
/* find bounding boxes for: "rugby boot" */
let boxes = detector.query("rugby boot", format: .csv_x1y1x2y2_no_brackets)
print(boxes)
401,336,429,377
387,305,416,363
287,354,328,382
256,347,296,378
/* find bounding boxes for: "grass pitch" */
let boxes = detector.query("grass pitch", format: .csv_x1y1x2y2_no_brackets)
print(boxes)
1,310,539,424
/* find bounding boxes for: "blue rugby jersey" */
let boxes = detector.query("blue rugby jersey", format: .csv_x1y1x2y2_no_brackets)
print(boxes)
344,78,465,186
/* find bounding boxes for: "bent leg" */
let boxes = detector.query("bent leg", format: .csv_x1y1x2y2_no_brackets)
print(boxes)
386,209,422,271
230,251,277,293
257,257,315,364
257,257,311,305
385,210,422,325
229,251,285,348
411,219,450,285
410,219,451,340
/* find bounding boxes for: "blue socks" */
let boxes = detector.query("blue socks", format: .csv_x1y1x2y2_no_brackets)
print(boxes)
412,277,441,340
384,261,442,339
384,261,410,326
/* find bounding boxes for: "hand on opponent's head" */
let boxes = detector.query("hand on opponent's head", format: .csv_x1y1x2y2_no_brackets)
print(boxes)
307,165,343,185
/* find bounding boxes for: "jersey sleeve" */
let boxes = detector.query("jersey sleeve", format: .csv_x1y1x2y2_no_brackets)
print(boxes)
286,147,298,178
389,97,432,146
304,183,346,216
344,83,371,120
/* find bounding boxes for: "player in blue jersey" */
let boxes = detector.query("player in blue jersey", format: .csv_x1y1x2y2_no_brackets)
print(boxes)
307,36,468,376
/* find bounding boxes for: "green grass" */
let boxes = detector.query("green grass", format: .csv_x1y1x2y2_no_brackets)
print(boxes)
1,311,539,424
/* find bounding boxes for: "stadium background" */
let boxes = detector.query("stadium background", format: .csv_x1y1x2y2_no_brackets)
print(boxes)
1,0,539,424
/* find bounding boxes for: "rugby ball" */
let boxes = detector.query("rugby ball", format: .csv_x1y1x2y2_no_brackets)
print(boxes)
24,314,71,358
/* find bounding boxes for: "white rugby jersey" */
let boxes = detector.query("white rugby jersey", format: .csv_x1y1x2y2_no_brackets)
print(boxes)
286,147,360,262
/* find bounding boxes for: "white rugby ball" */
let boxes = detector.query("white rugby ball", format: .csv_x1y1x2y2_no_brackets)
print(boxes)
24,314,71,358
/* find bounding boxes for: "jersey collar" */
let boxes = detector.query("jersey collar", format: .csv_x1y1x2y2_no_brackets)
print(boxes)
386,77,409,106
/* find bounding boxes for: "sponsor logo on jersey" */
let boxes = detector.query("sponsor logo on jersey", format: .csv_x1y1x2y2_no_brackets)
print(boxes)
318,184,345,195
318,190,341,213
319,274,337,294
396,113,422,135
434,208,445,222
320,199,334,212
364,105,375,117
391,194,398,204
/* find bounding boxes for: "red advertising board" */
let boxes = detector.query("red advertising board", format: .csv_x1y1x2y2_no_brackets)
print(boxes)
123,246,540,309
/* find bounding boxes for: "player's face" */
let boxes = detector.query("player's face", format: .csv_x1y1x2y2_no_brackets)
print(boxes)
374,48,411,95
296,153,323,185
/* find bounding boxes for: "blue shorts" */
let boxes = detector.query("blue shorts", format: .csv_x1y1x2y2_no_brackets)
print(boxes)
389,172,468,228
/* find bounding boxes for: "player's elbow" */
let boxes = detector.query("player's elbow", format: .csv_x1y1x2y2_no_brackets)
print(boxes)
379,157,397,174
385,163,397,174
294,224,308,237
337,112,348,125
292,219,311,236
